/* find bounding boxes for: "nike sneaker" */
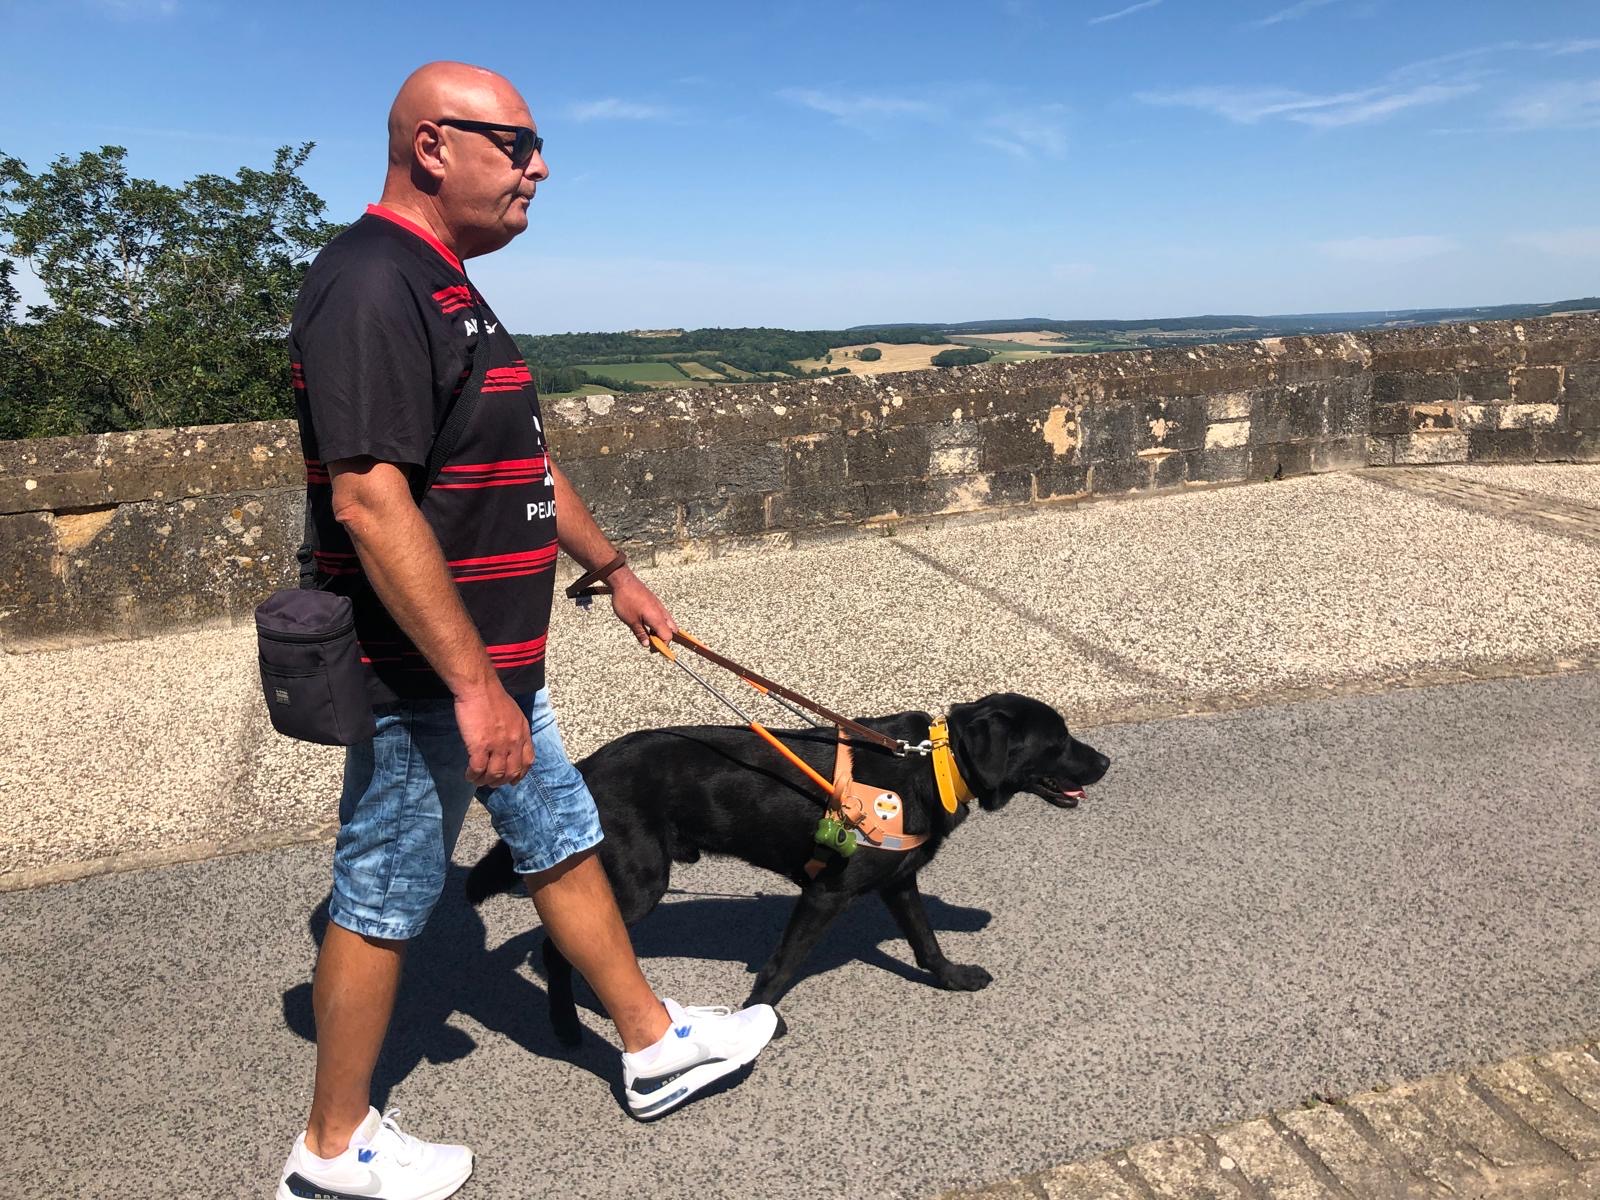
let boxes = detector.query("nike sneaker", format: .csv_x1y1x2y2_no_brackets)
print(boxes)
621,998,778,1119
277,1107,472,1200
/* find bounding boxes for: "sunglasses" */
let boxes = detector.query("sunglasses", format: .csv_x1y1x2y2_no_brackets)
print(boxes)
436,119,544,169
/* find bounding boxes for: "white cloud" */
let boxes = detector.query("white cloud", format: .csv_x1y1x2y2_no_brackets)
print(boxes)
978,105,1068,158
1315,235,1458,263
1087,0,1162,26
777,88,938,123
1499,79,1600,129
1248,0,1342,29
568,98,671,122
1509,228,1600,258
1138,81,1476,127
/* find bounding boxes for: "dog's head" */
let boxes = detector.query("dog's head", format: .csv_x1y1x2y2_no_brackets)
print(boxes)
949,693,1109,812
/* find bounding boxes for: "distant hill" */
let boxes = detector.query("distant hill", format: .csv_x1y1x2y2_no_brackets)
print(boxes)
517,298,1600,398
849,298,1600,339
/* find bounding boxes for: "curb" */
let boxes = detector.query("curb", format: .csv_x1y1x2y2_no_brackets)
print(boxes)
939,1041,1600,1199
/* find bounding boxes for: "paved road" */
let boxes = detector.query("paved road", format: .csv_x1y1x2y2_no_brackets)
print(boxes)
4,670,1598,1199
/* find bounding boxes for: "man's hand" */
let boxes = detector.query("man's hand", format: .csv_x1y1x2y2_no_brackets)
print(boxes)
454,683,535,787
609,567,679,647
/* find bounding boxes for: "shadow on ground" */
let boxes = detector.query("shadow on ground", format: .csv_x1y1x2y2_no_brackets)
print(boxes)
281,865,991,1105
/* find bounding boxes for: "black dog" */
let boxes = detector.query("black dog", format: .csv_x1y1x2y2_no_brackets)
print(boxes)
466,692,1109,1043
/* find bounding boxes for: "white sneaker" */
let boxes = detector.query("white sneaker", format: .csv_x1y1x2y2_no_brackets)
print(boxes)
277,1107,472,1200
621,998,779,1119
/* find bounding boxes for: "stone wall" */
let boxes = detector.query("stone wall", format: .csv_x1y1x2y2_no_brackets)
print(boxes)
3,314,1597,648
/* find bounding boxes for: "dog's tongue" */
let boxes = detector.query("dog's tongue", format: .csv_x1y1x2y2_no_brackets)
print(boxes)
1062,786,1086,801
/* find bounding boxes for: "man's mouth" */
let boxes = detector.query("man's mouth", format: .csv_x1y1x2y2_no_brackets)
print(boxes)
1029,777,1087,808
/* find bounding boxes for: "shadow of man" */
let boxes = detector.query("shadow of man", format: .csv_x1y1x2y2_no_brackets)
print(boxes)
283,868,992,1106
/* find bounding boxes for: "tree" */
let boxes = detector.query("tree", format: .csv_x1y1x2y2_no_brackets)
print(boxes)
857,346,882,362
931,347,992,367
0,143,342,439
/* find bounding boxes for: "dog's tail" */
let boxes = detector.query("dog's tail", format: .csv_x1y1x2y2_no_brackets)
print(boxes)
464,839,520,906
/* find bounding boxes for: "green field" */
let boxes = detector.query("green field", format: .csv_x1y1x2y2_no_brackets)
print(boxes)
948,336,1070,354
677,361,724,380
576,360,692,383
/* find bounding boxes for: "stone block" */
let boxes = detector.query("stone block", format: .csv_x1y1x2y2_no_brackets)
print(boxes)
1152,451,1188,489
1411,1076,1550,1168
1279,1105,1437,1199
1372,372,1460,407
1466,430,1537,463
0,432,106,514
1345,1089,1487,1192
1207,391,1252,421
1499,403,1562,430
1311,437,1370,473
1038,1158,1143,1199
1136,393,1207,453
1189,445,1251,483
1535,429,1582,461
1457,405,1497,431
681,493,767,539
1511,366,1562,405
861,480,920,520
584,495,681,545
0,511,58,612
1408,403,1456,432
1366,436,1396,467
1126,1135,1250,1199
1393,432,1469,464
1476,1060,1600,1160
1033,462,1090,501
930,444,982,476
843,425,933,482
980,414,1055,472
1077,401,1140,462
1250,442,1314,480
781,434,848,491
1570,429,1600,462
1537,1047,1600,1113
1205,420,1250,449
1213,1119,1343,1200
1088,456,1151,495
1458,369,1512,404
1371,404,1415,436
705,440,786,494
607,448,713,503
765,484,867,529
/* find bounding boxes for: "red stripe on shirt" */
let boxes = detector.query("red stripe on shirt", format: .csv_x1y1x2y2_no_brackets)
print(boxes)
366,204,464,273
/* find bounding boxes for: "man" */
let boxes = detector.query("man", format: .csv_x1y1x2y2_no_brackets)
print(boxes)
277,62,777,1200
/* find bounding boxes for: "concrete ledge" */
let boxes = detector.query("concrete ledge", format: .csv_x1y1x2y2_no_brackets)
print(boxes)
941,1042,1600,1199
3,314,1599,648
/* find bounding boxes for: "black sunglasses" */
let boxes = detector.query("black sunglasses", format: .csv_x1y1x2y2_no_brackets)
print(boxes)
436,119,543,169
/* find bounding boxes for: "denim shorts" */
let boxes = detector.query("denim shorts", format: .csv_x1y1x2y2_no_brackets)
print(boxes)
328,687,604,941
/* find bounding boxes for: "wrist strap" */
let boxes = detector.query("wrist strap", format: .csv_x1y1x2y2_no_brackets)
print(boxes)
565,552,628,600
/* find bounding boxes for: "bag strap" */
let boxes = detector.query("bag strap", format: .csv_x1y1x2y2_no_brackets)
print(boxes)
414,298,494,501
299,295,497,589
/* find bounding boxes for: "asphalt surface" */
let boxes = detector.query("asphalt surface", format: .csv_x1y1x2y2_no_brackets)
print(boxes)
5,669,1598,1199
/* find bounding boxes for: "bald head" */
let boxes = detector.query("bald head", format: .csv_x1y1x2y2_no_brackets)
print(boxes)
378,61,547,261
387,61,529,167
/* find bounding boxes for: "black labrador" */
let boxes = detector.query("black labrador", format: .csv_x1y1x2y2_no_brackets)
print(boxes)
466,692,1109,1043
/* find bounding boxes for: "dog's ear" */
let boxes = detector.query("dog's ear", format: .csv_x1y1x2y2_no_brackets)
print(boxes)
956,709,1013,797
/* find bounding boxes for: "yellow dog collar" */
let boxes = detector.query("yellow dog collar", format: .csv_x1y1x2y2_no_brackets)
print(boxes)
928,717,974,814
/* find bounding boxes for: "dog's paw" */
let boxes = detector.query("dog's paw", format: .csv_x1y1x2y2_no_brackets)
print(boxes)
937,963,993,991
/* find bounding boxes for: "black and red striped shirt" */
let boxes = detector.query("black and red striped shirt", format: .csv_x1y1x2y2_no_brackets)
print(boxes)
289,205,558,702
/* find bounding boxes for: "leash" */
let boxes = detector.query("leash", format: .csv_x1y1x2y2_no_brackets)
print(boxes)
645,630,974,877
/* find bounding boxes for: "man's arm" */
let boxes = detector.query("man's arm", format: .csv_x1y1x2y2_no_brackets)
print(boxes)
328,457,533,786
548,458,678,646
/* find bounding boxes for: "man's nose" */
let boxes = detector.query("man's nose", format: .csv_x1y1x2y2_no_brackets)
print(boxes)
525,151,549,183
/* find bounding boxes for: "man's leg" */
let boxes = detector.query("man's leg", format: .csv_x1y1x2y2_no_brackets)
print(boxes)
523,848,668,1052
304,926,405,1157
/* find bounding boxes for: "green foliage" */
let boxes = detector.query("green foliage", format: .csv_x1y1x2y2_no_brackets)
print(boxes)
0,143,342,439
931,347,993,367
857,346,882,361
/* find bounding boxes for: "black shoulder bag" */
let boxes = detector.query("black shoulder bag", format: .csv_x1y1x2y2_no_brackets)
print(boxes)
255,310,494,745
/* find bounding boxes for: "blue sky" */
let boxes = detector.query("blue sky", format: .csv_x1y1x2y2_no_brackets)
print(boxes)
2,0,1597,334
